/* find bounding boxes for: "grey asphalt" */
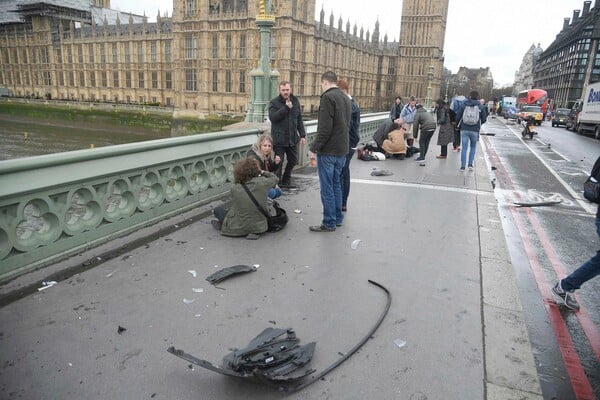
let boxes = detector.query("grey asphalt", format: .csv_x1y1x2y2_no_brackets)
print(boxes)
0,119,543,400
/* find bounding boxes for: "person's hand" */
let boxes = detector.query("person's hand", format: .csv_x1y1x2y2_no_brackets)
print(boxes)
274,155,281,164
286,99,293,109
300,137,306,145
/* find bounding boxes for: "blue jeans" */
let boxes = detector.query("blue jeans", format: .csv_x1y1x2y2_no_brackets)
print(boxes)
562,217,600,291
460,130,479,168
341,150,355,207
268,187,282,199
317,154,346,228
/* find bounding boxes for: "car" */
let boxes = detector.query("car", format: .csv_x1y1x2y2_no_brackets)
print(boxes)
517,106,543,125
551,108,570,127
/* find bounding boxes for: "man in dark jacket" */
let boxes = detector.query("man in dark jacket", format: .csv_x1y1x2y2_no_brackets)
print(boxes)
337,79,361,212
308,71,352,232
456,90,487,171
268,81,306,187
412,104,437,166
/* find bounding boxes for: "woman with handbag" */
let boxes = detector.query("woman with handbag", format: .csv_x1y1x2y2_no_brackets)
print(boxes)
552,155,600,310
211,157,279,240
247,133,282,199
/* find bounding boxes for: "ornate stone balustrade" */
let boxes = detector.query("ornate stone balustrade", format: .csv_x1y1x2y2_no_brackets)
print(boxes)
0,113,387,282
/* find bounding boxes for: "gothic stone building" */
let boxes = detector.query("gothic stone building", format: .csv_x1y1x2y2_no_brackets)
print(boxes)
0,0,449,116
533,0,600,108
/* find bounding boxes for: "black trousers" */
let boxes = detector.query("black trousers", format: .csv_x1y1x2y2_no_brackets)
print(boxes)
274,144,298,183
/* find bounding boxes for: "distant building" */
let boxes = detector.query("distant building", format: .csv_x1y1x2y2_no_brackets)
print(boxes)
514,43,543,94
446,66,493,101
533,0,600,108
0,0,449,116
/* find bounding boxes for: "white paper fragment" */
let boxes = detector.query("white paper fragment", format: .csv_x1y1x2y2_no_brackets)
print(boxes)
188,270,197,277
213,264,221,268
38,281,57,291
253,264,260,268
394,339,406,348
351,239,361,250
183,298,196,304
192,288,204,293
293,209,302,214
194,314,202,318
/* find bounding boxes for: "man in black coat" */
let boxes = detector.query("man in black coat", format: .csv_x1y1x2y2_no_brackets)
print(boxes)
268,81,306,187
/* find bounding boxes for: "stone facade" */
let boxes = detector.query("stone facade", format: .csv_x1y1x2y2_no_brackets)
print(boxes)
514,43,543,94
533,0,600,108
0,0,449,116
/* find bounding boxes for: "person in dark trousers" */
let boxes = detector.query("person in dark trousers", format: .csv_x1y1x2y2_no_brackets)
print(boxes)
552,156,600,310
456,90,487,171
450,91,466,151
389,96,402,121
435,99,455,159
268,80,306,187
412,103,436,166
308,71,352,232
337,79,360,212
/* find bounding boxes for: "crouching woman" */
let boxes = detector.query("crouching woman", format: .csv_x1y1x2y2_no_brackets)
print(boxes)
212,157,279,240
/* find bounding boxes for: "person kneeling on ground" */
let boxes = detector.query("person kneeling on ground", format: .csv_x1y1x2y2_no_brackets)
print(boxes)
211,157,279,240
247,133,282,199
382,122,407,159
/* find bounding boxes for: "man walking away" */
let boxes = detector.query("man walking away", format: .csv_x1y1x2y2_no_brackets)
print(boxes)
338,79,361,212
552,156,600,310
268,80,306,187
456,90,487,171
450,91,466,151
308,71,352,232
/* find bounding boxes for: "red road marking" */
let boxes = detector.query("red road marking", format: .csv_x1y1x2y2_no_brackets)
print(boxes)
483,136,597,399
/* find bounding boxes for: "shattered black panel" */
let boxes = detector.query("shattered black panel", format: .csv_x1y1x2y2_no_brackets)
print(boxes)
205,264,257,284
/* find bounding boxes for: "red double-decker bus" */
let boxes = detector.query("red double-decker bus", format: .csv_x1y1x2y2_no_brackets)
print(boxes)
517,89,549,114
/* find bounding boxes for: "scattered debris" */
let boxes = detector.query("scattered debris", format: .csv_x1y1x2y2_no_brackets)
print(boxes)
37,281,57,291
192,288,204,293
183,298,196,305
393,339,406,348
514,199,562,207
188,270,197,278
118,325,127,334
206,265,258,285
351,239,361,250
293,209,303,214
370,168,393,176
491,166,497,170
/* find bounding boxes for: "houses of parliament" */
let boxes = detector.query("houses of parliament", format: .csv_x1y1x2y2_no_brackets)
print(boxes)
0,0,448,117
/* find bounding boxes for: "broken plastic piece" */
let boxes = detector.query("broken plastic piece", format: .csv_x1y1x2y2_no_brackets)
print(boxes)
168,327,316,383
351,239,361,250
293,209,303,214
192,288,204,293
393,339,406,348
188,270,197,277
206,265,257,285
370,168,393,176
38,281,57,291
118,325,127,334
183,298,196,304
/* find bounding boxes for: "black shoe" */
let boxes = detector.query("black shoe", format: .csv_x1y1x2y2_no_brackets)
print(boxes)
309,224,336,232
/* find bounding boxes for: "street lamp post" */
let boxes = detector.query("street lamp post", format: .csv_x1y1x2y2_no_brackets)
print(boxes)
426,64,434,108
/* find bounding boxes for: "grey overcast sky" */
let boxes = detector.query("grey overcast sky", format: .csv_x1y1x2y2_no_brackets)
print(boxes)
111,0,587,87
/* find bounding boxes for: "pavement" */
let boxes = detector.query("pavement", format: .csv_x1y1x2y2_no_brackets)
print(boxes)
0,118,544,400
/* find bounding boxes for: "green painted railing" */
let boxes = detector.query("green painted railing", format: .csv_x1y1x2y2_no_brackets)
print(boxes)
0,112,387,282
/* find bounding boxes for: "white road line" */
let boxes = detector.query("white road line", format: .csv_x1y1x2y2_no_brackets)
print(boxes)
293,174,493,196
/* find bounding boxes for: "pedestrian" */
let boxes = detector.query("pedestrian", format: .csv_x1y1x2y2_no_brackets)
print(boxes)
308,71,352,232
268,80,306,188
211,158,279,240
389,96,402,121
412,103,436,166
450,91,466,151
456,90,487,171
399,96,418,146
337,79,361,212
247,133,282,199
552,156,600,310
434,98,455,159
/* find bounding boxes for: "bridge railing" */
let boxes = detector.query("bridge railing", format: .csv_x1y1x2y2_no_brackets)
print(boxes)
0,112,387,282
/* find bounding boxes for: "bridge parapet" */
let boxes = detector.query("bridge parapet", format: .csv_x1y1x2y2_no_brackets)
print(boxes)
0,113,387,282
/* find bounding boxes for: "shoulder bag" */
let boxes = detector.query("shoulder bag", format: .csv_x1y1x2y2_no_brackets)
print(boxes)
241,183,288,232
